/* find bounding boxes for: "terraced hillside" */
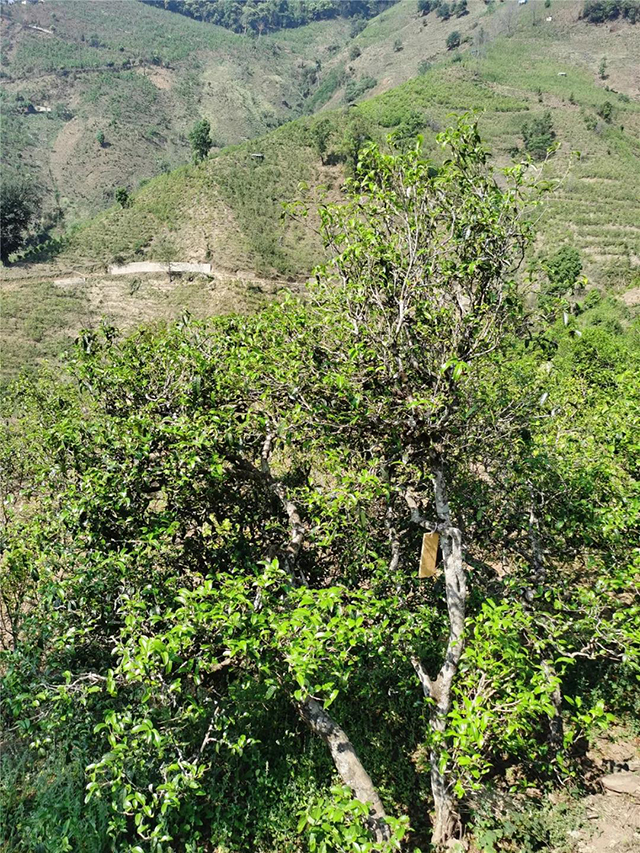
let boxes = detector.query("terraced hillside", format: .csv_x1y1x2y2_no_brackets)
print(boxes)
0,0,356,221
1,0,639,384
59,2,640,283
0,0,480,224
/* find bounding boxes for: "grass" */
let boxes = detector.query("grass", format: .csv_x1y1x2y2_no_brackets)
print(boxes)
0,280,90,382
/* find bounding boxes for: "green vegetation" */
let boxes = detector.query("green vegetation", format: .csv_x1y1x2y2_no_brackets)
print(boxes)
114,187,132,209
140,0,399,34
1,120,638,853
543,245,584,294
188,118,213,163
582,0,639,23
344,75,378,103
598,100,614,122
599,55,608,79
521,110,556,160
446,30,461,50
0,179,41,264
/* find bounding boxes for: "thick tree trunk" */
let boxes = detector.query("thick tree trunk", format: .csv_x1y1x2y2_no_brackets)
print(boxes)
299,697,390,843
412,462,467,849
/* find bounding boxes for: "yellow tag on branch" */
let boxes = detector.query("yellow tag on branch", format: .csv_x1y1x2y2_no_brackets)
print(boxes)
419,532,439,579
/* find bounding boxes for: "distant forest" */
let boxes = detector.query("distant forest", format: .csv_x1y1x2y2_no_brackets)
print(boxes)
582,0,639,23
140,0,399,34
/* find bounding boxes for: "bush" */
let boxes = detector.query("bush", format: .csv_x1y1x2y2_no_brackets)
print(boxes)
344,75,377,104
0,178,41,263
447,30,461,49
188,118,212,163
522,110,556,159
543,245,583,294
598,100,614,122
114,187,131,209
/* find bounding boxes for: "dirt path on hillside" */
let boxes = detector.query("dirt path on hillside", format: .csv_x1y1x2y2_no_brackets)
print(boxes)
570,731,640,853
0,261,308,383
1,260,307,290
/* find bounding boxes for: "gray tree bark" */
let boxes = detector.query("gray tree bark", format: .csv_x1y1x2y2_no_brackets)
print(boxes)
299,697,390,843
412,461,467,848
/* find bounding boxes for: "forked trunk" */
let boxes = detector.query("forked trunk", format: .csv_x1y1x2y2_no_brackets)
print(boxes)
261,436,389,843
299,697,390,843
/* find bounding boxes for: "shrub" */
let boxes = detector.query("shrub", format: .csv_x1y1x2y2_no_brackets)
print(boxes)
447,30,462,49
349,18,367,38
522,110,556,159
188,118,212,163
344,75,377,104
598,100,614,122
543,245,583,294
114,187,131,209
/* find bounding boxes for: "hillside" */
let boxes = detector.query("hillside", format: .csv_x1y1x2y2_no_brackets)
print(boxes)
1,5,640,853
1,0,640,384
24,0,640,273
0,0,355,222
0,0,540,224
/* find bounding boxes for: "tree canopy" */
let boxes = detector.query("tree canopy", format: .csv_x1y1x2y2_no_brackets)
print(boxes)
1,119,638,853
140,0,399,34
0,178,41,264
188,118,213,163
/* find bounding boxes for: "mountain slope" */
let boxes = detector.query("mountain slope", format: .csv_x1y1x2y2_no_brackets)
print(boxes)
1,0,639,384
0,0,528,223
0,0,359,221
60,3,640,283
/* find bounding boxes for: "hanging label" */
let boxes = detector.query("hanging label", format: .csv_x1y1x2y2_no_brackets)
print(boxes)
419,532,439,578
